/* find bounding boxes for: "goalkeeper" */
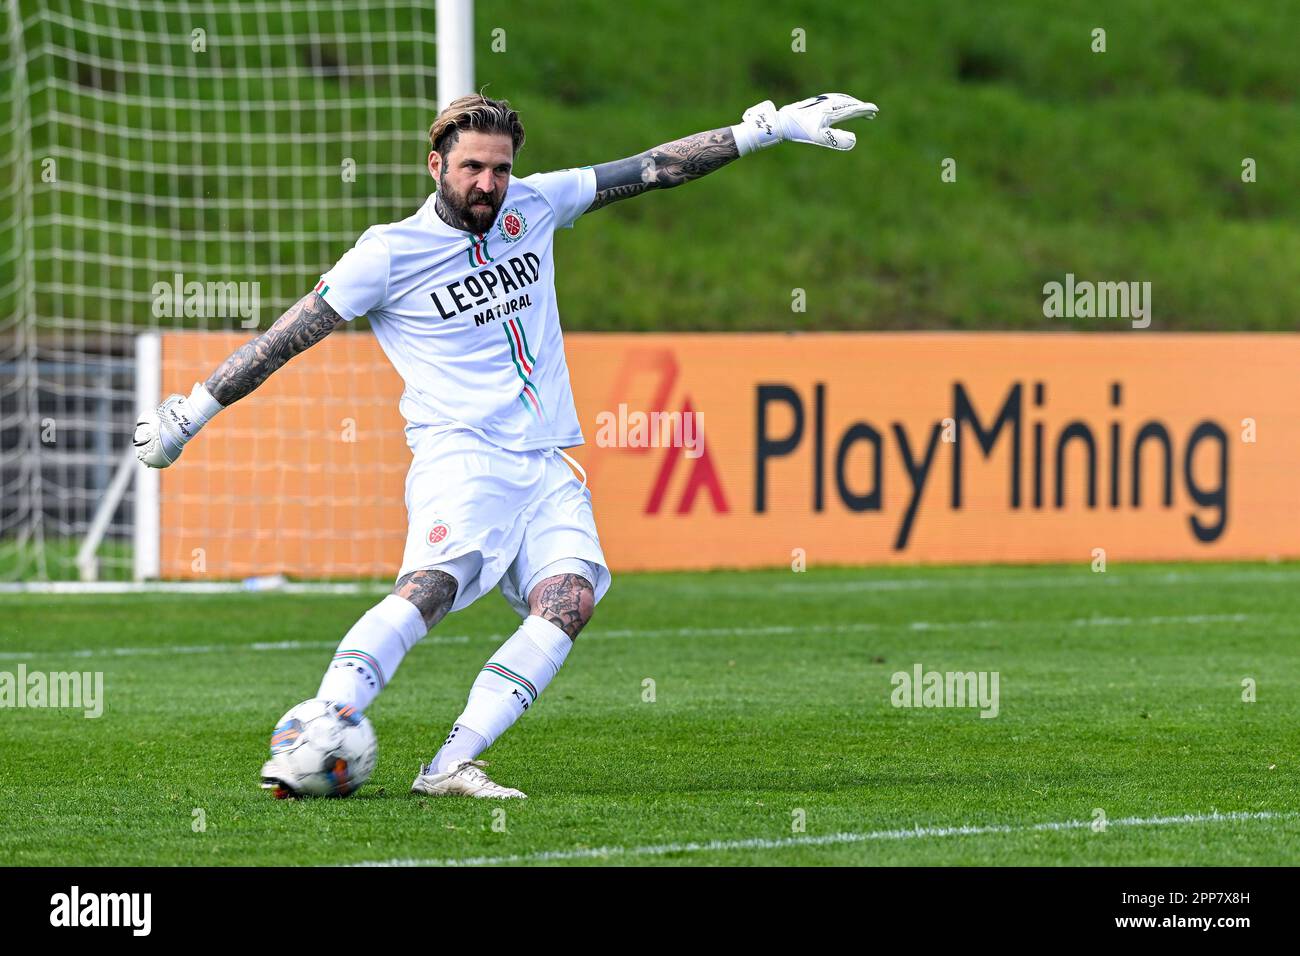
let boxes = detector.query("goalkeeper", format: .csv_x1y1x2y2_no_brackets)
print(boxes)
134,92,878,798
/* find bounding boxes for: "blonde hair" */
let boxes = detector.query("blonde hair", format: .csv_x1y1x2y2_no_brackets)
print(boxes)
429,93,526,158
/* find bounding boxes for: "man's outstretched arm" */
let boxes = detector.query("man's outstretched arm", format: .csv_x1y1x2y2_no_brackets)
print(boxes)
588,127,740,212
134,292,344,468
204,292,344,406
585,92,878,213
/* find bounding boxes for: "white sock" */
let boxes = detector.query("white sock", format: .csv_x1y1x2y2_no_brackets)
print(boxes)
317,594,427,711
433,615,573,772
432,723,489,773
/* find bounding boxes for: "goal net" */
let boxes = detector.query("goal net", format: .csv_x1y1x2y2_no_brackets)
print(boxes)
0,0,468,583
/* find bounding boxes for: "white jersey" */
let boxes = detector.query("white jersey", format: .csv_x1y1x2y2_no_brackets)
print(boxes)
317,166,597,451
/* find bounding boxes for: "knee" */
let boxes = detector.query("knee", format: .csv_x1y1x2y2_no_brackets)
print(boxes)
392,569,458,629
528,573,595,639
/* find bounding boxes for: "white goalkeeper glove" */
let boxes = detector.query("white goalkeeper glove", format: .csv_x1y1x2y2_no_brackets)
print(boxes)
731,92,878,155
133,382,224,468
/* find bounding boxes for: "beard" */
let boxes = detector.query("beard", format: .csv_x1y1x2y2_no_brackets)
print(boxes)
437,179,501,234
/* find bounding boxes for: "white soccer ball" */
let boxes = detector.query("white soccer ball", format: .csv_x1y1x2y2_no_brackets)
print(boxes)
268,698,377,797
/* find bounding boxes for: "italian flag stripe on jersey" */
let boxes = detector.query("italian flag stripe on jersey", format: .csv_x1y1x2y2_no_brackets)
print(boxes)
313,278,329,295
505,318,544,420
506,318,533,374
467,233,493,266
518,384,543,418
515,316,537,368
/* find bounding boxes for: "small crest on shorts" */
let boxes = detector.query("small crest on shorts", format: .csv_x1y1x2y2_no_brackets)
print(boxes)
498,207,527,242
427,520,451,546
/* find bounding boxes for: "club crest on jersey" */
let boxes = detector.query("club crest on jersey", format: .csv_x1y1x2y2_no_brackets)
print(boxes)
427,521,451,546
498,207,527,242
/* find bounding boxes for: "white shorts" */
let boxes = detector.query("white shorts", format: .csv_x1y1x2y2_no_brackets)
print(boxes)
398,426,611,617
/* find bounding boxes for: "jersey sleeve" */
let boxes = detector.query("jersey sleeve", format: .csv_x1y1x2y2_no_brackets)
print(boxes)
523,166,597,230
315,234,391,321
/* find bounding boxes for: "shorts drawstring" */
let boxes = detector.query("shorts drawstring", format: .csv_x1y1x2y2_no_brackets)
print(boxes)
554,448,588,490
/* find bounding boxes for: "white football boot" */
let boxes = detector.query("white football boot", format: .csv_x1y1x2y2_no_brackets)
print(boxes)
410,759,527,799
260,754,303,798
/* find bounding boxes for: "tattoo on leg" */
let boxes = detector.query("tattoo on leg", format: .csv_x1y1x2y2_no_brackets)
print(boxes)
392,569,458,629
530,573,594,639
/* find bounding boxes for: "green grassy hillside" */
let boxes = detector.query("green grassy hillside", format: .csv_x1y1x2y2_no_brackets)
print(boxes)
2,0,1297,331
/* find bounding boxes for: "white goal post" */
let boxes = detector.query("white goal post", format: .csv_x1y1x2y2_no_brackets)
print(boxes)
71,331,158,581
437,0,475,112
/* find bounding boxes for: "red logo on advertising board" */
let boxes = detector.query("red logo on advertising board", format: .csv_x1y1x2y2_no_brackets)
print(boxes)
587,348,729,516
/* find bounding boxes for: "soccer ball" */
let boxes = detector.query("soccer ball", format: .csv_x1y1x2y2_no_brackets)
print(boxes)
267,698,377,797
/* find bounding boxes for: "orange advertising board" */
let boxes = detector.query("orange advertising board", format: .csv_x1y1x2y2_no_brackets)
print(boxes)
160,333,1299,578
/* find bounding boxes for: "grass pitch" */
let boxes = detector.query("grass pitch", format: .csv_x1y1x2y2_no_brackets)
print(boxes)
0,562,1296,866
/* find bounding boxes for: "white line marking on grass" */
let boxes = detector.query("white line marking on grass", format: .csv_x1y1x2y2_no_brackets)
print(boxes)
350,810,1295,867
904,613,1249,632
0,634,469,661
0,581,393,596
761,568,1300,594
586,613,1252,641
0,613,1259,660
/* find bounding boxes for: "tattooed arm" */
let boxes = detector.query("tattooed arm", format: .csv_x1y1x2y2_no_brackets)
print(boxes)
205,292,344,406
134,292,344,467
586,127,740,213
583,94,879,215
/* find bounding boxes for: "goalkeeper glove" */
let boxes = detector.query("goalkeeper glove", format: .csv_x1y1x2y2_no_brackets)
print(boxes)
134,382,224,468
731,92,878,155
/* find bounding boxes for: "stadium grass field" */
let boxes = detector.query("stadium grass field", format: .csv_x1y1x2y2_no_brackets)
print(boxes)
1,561,1296,866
